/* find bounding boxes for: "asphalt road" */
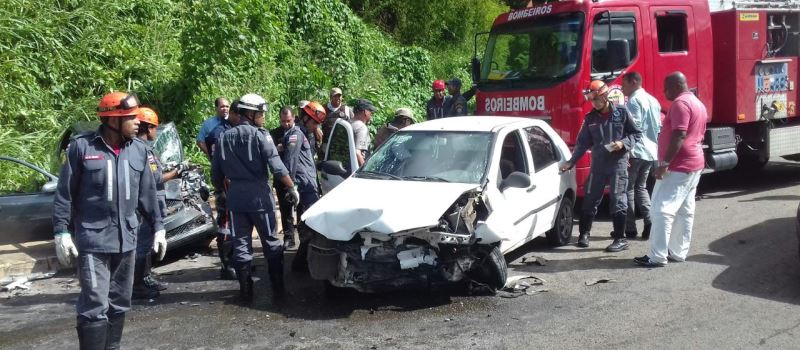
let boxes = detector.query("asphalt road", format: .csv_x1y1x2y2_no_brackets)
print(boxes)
1,161,799,350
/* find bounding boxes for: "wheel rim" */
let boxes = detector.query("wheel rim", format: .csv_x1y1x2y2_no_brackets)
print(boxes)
559,203,572,239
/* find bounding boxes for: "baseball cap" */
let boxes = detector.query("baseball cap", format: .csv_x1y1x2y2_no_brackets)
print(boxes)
394,107,413,119
432,80,445,90
354,99,377,113
445,78,462,88
330,87,343,96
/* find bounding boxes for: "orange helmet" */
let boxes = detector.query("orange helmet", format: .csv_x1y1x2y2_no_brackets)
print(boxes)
583,80,609,100
97,92,141,117
137,107,159,126
301,101,327,123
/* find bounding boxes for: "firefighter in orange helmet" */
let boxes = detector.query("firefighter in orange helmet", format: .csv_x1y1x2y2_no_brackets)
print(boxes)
131,107,180,299
560,80,642,252
53,92,164,349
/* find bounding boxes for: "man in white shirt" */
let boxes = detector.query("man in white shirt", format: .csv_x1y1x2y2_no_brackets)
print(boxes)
621,71,662,240
350,99,377,166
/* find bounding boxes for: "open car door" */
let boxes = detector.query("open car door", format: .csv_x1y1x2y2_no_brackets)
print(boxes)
0,156,59,244
319,119,359,195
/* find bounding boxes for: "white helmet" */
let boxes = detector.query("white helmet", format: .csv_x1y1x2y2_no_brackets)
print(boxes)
237,93,268,112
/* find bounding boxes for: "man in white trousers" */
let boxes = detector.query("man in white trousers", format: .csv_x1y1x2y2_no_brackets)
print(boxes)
634,72,708,267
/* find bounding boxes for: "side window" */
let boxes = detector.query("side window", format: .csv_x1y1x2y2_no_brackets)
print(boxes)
0,159,49,196
326,124,353,173
591,12,637,73
524,126,560,172
498,131,529,184
656,14,688,52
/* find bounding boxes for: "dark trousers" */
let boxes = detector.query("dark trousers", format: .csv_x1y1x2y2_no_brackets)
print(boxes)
76,250,135,322
229,210,283,273
581,164,629,238
626,158,653,232
295,187,320,244
274,184,295,234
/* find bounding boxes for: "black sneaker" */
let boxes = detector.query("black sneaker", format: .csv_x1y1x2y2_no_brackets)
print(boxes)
144,275,168,291
605,238,629,252
284,235,297,251
132,284,160,299
633,255,666,267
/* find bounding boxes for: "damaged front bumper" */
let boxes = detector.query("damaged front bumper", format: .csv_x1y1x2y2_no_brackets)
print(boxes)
307,190,504,293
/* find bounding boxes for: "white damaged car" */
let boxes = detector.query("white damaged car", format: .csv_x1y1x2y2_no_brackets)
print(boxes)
302,117,577,293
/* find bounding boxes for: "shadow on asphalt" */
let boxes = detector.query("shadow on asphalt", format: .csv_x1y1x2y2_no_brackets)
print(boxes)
697,161,800,199
691,216,800,306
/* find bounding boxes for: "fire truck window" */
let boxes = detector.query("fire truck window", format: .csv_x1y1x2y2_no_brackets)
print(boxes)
591,14,637,73
524,126,560,172
656,15,688,52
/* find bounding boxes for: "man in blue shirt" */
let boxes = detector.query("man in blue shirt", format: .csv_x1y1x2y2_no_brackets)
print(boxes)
621,72,662,240
196,97,229,159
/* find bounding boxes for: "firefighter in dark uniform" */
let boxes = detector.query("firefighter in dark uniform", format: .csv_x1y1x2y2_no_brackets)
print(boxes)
287,101,326,272
206,100,241,280
426,79,447,120
132,107,178,299
211,93,298,301
270,106,299,250
560,81,642,252
53,92,164,350
444,78,468,117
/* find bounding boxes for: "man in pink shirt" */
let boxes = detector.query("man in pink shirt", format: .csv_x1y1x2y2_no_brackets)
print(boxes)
634,72,707,267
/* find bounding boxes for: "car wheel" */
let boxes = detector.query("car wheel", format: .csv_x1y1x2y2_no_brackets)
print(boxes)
470,246,507,291
546,196,574,246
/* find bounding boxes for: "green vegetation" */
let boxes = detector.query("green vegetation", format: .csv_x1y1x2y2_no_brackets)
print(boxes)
0,0,507,187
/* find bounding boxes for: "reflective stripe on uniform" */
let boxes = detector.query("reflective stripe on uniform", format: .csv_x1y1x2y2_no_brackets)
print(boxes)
247,137,253,161
87,254,97,288
263,212,282,247
123,159,130,200
229,212,236,237
221,138,227,160
106,160,114,202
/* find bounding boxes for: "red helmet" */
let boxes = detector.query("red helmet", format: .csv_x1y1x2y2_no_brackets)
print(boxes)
301,101,327,123
432,80,445,90
583,80,609,100
137,107,159,126
97,92,140,117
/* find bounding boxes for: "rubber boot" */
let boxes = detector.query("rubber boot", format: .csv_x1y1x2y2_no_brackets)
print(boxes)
611,213,627,239
219,239,237,280
237,267,254,302
642,220,652,240
105,314,125,350
77,319,107,350
142,251,167,291
267,255,285,299
132,257,159,300
576,213,593,248
292,241,310,272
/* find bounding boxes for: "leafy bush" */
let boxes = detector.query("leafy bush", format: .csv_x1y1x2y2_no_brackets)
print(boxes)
0,0,508,186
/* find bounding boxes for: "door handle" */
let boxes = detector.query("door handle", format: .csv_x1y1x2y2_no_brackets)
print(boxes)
526,184,537,192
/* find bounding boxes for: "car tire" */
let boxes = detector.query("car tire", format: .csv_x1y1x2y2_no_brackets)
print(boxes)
470,246,507,291
546,196,574,246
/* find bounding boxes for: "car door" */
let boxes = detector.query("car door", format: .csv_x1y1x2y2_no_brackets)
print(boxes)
490,129,540,252
319,119,359,194
0,157,59,244
524,126,563,234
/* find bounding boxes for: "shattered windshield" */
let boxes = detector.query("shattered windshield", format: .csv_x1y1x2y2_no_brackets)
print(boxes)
153,122,183,165
358,131,492,184
480,12,584,88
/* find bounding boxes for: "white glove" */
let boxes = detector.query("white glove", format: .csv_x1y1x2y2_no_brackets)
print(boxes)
54,233,79,267
152,229,167,261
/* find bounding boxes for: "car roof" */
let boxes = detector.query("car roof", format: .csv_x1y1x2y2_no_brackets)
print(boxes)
402,116,550,133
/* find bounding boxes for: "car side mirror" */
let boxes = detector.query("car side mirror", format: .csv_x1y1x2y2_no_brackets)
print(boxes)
320,160,349,177
41,181,57,193
499,171,531,192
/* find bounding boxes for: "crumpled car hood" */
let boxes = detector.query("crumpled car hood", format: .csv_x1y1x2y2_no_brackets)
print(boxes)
302,177,479,241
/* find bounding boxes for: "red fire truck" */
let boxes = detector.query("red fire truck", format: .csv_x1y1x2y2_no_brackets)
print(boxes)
472,0,800,195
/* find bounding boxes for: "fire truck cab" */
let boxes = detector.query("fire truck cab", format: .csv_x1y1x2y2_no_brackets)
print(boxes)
473,0,800,195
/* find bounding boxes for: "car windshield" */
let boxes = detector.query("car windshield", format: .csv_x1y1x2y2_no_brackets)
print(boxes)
480,12,584,88
153,122,183,165
357,131,492,184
